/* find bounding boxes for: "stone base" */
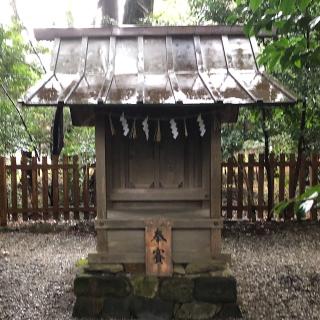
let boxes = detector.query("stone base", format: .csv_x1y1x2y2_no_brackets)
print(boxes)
73,260,242,319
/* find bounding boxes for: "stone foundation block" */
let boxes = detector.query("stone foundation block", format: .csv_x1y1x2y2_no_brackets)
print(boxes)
217,303,242,319
186,260,227,274
160,277,194,303
73,263,241,319
72,297,104,318
74,273,131,297
175,302,221,320
194,276,237,303
85,263,124,274
102,297,132,318
131,297,174,320
131,275,159,298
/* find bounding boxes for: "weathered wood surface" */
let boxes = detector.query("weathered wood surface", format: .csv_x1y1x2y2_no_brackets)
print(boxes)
210,117,222,257
0,157,7,226
145,220,172,276
1,153,320,222
94,229,211,263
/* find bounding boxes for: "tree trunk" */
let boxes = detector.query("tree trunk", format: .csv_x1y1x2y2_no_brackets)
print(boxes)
261,108,273,220
292,100,307,196
123,0,154,24
98,0,118,21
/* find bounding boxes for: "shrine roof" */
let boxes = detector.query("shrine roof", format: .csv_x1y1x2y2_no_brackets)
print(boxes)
21,26,297,108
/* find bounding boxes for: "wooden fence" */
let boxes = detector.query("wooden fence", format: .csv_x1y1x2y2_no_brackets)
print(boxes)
0,154,319,226
221,154,319,221
0,155,96,225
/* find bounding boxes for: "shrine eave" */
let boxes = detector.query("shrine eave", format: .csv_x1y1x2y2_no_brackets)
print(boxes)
21,26,297,109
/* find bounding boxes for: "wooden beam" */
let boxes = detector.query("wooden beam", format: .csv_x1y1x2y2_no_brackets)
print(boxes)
95,218,223,230
88,252,230,264
110,188,207,201
34,26,277,41
95,114,108,252
210,116,222,257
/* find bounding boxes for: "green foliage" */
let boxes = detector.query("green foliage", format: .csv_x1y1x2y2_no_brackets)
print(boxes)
146,0,193,25
274,184,320,220
0,19,96,157
0,20,44,155
63,125,95,164
234,0,320,73
189,0,235,24
75,257,88,268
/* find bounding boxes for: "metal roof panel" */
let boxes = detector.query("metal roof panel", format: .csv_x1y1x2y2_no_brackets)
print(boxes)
22,26,297,108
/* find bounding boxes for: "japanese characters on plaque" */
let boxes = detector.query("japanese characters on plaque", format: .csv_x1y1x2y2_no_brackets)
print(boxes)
145,220,172,277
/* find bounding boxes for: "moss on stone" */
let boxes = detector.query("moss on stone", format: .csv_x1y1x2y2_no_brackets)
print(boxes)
85,263,123,273
185,259,227,274
175,302,221,320
131,275,159,299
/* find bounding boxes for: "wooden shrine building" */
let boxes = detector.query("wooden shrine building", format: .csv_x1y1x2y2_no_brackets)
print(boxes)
22,25,296,273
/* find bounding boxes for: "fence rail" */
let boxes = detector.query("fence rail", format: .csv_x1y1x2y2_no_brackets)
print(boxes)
0,153,319,226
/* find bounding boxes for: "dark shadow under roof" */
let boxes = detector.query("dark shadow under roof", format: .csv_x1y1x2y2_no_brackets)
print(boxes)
21,26,297,108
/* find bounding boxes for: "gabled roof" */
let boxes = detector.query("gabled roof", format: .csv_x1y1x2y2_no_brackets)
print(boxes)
21,26,297,108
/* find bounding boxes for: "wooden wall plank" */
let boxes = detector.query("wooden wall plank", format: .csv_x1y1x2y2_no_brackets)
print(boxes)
31,157,38,220
42,156,49,220
210,116,222,257
63,156,69,220
95,114,108,253
279,153,285,202
257,153,264,219
52,155,59,220
0,157,7,226
299,153,306,195
73,156,80,220
247,154,255,221
11,157,18,221
21,156,28,221
269,153,275,220
226,157,233,219
83,165,89,220
288,153,296,220
237,154,244,219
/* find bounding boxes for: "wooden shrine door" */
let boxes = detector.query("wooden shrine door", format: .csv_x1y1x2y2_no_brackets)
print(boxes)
110,121,207,203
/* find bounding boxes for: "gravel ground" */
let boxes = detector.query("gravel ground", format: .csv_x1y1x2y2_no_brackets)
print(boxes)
0,223,320,319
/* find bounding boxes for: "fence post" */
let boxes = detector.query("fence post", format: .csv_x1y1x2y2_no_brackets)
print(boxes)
226,157,233,219
237,154,244,219
248,154,255,221
310,154,318,220
52,155,59,220
258,153,264,219
63,156,69,220
0,157,7,227
73,156,80,220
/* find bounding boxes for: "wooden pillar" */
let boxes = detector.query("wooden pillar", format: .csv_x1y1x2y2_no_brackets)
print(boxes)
0,157,7,227
95,114,108,253
210,116,222,257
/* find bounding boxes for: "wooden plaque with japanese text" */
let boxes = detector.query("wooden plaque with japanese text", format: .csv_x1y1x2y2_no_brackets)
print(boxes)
145,219,172,277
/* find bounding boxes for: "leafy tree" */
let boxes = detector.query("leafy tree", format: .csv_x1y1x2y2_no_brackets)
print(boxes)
0,20,49,155
189,0,235,24
230,0,320,217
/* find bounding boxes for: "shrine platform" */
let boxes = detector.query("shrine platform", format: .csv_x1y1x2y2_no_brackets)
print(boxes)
73,260,242,319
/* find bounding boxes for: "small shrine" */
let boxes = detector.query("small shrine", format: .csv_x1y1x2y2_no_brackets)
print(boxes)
22,25,296,319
